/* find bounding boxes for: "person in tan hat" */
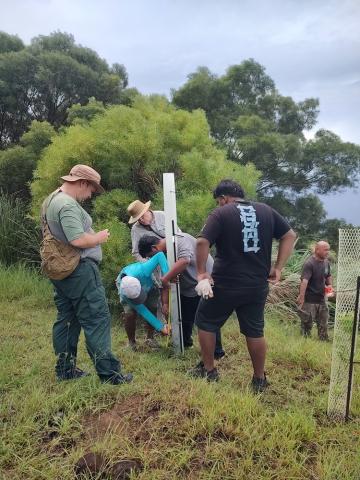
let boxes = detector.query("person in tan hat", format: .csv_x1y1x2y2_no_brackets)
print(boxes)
42,164,132,385
127,200,166,261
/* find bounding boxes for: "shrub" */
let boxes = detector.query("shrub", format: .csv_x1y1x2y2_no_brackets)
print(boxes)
93,189,136,224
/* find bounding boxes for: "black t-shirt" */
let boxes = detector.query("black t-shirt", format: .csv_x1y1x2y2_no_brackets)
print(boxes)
301,256,331,304
199,201,291,289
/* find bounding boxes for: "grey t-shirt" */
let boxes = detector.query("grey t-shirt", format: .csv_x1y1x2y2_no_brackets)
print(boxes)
44,190,102,263
176,233,213,297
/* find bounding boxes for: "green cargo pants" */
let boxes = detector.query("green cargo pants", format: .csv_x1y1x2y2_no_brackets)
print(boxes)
299,302,329,341
51,258,120,379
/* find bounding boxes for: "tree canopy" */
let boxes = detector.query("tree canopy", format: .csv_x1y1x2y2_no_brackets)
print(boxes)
0,31,129,148
172,59,360,243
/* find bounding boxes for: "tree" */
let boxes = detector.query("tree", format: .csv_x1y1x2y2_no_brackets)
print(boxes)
173,59,319,144
0,31,128,147
172,59,360,245
0,32,24,54
66,97,106,125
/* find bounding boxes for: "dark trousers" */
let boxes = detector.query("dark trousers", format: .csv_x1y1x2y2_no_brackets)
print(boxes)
51,258,120,379
180,294,224,356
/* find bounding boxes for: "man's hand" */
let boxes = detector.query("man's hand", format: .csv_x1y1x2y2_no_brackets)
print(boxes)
268,266,281,284
96,229,110,244
161,323,171,336
297,294,305,309
195,278,214,299
161,277,171,289
71,229,110,249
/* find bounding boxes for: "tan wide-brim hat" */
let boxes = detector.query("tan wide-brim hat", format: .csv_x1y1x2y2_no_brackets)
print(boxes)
61,164,105,193
127,200,151,224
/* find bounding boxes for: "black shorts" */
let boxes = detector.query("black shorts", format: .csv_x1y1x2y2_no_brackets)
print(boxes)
194,286,268,338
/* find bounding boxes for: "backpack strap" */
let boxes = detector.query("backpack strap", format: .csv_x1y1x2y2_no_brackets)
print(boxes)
40,189,62,236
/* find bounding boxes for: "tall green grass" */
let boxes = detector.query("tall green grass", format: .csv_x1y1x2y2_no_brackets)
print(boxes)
0,194,41,267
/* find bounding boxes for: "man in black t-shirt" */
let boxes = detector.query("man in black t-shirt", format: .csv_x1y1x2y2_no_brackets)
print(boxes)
189,179,296,392
297,241,333,340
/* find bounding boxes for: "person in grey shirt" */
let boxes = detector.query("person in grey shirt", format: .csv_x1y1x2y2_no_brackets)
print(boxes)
138,233,225,358
127,200,166,261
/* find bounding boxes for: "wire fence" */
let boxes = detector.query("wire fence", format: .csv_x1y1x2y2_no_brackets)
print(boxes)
328,229,360,420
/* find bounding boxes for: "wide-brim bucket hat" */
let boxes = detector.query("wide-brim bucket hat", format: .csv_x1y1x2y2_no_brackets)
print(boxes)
127,200,151,224
61,164,105,193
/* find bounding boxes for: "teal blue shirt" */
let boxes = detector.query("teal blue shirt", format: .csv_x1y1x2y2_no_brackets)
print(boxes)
116,252,169,331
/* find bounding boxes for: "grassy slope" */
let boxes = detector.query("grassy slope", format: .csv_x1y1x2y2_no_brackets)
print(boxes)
0,266,359,480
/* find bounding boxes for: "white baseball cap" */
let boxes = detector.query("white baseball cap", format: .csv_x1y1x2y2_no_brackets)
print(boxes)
120,276,147,304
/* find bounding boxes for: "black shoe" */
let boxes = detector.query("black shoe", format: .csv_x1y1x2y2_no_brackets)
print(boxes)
251,373,269,393
100,372,133,385
214,351,225,360
188,362,219,382
57,367,90,381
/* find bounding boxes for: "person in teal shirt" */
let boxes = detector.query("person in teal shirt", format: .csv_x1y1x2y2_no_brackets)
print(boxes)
116,252,170,348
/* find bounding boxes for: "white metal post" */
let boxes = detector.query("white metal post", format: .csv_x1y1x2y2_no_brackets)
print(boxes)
163,173,184,354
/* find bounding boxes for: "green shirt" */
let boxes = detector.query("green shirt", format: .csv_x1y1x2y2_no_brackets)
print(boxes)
44,190,102,262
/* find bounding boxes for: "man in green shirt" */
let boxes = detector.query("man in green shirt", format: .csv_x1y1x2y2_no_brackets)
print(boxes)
42,164,132,385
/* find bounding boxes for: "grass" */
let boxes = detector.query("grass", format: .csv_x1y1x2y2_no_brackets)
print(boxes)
1,265,359,479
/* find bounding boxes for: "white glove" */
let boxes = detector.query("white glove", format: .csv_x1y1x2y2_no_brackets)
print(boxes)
195,279,214,299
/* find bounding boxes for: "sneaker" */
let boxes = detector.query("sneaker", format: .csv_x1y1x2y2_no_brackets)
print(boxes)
188,361,205,377
214,351,225,360
57,367,90,381
100,372,133,385
251,374,269,393
144,338,160,349
188,362,219,382
206,368,220,382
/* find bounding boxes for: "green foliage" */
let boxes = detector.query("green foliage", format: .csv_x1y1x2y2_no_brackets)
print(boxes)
20,120,56,155
177,192,215,235
31,96,259,214
172,59,319,145
0,146,35,199
0,31,128,147
303,129,360,193
0,121,56,199
0,31,24,53
93,188,136,224
0,194,40,266
67,97,106,125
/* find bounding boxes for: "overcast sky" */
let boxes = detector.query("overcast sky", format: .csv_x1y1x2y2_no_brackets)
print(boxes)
1,0,359,223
